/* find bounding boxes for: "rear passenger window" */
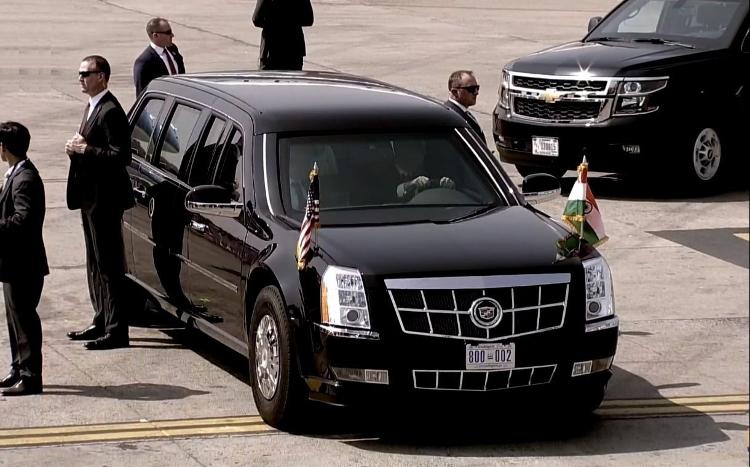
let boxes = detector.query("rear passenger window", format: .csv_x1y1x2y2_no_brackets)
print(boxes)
214,127,243,202
131,98,165,160
158,104,201,179
188,115,226,186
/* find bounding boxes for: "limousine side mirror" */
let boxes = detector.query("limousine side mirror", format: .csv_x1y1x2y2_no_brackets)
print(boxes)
588,16,603,32
521,173,561,205
185,185,243,218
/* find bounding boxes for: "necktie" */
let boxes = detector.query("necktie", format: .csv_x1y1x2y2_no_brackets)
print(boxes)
79,103,90,133
164,50,177,75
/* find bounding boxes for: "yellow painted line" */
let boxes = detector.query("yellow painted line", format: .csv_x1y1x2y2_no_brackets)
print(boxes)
0,415,273,449
734,233,749,241
598,394,749,419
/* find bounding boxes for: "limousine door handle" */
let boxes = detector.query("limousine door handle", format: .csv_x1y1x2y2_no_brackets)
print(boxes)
189,220,208,233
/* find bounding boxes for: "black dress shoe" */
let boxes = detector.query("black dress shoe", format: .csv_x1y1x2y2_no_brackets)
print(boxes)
67,325,102,341
1,378,42,396
0,371,20,388
83,333,129,350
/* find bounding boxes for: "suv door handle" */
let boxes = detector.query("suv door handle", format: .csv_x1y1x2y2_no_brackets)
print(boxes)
189,220,208,233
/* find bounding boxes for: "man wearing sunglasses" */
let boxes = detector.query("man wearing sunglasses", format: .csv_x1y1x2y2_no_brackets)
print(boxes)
445,70,486,145
133,17,185,95
65,55,134,350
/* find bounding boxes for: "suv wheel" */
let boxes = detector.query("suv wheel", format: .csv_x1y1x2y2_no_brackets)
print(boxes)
515,164,567,179
687,126,723,186
248,286,306,429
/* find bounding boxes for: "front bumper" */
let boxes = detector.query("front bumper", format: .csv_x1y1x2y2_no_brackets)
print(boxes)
306,316,619,407
493,105,671,173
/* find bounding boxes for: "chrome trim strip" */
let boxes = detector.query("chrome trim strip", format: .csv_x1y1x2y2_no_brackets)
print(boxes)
177,253,239,294
262,133,275,216
385,273,570,290
453,128,513,206
585,316,619,333
124,222,156,246
316,323,380,340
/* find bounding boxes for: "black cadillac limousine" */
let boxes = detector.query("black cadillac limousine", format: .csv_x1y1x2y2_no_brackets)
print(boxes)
123,71,619,429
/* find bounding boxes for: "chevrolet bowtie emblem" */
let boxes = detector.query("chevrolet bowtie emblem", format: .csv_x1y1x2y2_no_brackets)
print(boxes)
541,88,562,103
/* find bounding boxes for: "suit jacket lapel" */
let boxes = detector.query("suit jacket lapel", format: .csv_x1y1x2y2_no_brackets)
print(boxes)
0,161,27,203
81,91,109,137
149,47,169,74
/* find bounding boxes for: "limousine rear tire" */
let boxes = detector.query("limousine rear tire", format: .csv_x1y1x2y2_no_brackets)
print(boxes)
248,286,306,430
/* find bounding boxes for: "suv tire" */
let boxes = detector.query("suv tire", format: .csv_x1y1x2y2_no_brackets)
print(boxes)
685,126,724,188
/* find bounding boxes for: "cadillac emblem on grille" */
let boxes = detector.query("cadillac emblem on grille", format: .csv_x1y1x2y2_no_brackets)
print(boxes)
469,297,503,329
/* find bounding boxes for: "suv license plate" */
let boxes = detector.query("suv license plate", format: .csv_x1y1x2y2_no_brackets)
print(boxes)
532,136,559,157
466,343,515,370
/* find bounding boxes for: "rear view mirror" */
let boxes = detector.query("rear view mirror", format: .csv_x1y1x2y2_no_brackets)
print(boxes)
185,185,243,218
588,16,603,32
521,173,560,205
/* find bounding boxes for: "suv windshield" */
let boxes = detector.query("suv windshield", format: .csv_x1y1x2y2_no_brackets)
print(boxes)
278,131,506,225
587,0,748,49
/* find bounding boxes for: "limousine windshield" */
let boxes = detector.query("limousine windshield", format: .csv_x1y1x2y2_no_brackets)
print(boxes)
278,131,507,225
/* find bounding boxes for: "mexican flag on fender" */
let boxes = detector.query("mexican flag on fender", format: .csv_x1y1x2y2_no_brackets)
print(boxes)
561,157,608,246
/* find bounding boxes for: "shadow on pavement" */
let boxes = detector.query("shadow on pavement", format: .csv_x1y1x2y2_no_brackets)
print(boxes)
295,366,733,456
558,172,749,203
42,383,209,401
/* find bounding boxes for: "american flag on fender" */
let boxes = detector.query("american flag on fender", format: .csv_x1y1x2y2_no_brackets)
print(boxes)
296,162,320,270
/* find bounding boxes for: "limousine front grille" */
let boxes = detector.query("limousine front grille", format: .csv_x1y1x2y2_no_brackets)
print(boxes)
513,76,607,92
514,98,601,121
385,273,570,342
413,364,557,391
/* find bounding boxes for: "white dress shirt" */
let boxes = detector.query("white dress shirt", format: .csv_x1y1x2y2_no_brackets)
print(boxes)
150,42,177,75
88,89,109,119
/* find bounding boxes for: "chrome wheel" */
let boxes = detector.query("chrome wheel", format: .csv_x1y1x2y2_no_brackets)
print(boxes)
692,128,721,181
254,314,280,400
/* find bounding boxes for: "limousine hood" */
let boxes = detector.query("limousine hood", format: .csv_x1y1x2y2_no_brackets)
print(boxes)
507,40,705,77
316,206,576,276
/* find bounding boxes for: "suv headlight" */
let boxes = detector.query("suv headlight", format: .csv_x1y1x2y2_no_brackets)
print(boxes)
498,69,510,109
582,256,614,321
614,78,667,115
321,266,371,329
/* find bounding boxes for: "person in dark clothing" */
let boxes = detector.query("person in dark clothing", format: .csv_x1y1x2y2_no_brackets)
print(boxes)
0,121,48,396
445,69,486,144
65,55,134,350
133,17,185,95
252,0,314,70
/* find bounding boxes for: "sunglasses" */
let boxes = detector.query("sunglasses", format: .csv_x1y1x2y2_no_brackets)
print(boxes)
78,70,102,78
455,85,480,94
155,29,173,36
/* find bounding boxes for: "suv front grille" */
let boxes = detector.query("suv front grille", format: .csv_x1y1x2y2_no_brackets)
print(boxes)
513,76,607,92
413,364,557,391
514,98,601,121
386,273,570,342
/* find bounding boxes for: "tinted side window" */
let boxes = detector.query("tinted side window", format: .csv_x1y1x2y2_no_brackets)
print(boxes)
158,104,202,179
214,127,243,202
131,98,165,160
188,115,226,186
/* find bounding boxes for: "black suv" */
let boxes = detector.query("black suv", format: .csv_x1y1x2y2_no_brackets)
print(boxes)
493,0,749,187
125,71,619,429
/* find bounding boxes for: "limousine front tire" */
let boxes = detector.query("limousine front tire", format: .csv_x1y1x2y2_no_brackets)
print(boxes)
249,286,306,429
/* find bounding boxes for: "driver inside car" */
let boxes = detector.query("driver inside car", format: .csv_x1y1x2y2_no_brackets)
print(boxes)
393,140,455,200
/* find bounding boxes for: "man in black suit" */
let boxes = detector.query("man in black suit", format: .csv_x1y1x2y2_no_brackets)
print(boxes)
445,70,486,144
0,122,48,396
133,17,185,95
65,55,134,350
252,0,314,70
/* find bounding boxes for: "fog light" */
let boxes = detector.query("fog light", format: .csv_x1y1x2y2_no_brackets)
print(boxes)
332,367,389,385
622,144,640,154
571,357,613,377
588,301,601,315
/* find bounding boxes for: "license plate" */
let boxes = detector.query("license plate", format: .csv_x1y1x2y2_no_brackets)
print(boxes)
532,136,559,157
465,343,515,370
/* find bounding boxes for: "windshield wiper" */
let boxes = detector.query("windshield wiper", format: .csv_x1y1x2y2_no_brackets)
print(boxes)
631,38,695,49
444,204,501,223
587,36,626,42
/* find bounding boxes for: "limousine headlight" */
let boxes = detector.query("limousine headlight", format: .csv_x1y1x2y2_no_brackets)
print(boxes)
582,256,614,321
321,266,371,330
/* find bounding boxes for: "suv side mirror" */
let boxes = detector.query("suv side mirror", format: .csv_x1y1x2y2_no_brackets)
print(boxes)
588,16,603,33
185,185,243,218
521,173,561,205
